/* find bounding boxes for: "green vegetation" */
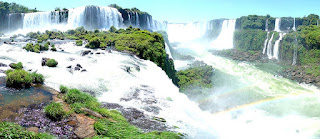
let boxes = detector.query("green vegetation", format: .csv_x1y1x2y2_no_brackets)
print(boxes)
10,62,23,69
76,40,83,46
44,102,66,121
0,2,37,17
46,59,58,67
59,85,69,94
28,26,178,85
0,122,54,139
5,69,45,88
63,88,181,138
234,29,267,51
30,72,44,84
6,69,32,88
23,42,55,53
236,15,275,30
176,65,214,92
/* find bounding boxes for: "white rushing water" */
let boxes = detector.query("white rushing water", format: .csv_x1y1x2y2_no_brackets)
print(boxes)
266,33,275,59
166,19,320,138
293,17,296,31
273,33,285,60
0,41,217,138
21,11,65,33
210,20,236,50
292,35,298,65
263,32,270,54
274,18,281,32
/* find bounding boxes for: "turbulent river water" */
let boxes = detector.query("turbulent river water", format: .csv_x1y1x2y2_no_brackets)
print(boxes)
1,7,320,138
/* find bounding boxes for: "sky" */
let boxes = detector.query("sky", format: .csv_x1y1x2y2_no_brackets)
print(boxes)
2,0,320,23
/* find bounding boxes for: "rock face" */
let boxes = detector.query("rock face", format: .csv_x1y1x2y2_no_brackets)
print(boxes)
283,67,320,86
103,102,169,132
73,114,96,139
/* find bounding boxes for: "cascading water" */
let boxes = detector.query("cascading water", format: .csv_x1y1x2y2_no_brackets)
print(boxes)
68,6,123,30
5,6,166,34
293,18,296,31
135,12,139,27
22,11,64,32
274,18,281,32
266,33,275,58
273,33,284,60
263,32,270,54
165,43,173,59
0,41,218,138
292,35,298,65
210,19,236,50
166,18,320,138
265,19,269,31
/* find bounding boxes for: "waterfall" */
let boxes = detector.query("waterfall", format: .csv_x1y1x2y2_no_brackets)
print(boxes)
293,18,296,31
165,43,173,59
167,22,209,42
292,35,298,65
128,13,131,25
317,20,319,27
265,19,268,31
273,33,284,60
266,33,275,58
210,19,236,50
274,18,281,32
23,11,62,31
263,32,270,54
135,12,139,27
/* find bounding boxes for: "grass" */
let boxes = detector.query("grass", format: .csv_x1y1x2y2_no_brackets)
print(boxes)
63,88,182,138
44,102,66,121
0,122,54,139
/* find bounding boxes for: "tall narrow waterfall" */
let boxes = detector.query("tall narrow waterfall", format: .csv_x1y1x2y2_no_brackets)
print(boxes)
273,33,284,60
266,33,275,58
293,18,296,31
135,12,139,27
274,18,281,32
265,19,268,31
263,32,270,54
292,35,298,65
210,19,236,50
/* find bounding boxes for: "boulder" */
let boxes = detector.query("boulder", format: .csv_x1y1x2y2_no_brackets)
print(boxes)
26,127,39,133
74,114,96,139
0,63,7,67
76,64,82,68
81,50,91,56
74,67,81,71
41,58,50,66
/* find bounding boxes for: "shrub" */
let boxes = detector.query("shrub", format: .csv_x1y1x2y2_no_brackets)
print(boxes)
31,72,44,84
42,43,49,51
6,69,32,88
10,62,23,69
64,89,96,104
86,37,100,49
51,44,57,52
59,85,69,94
46,59,58,67
76,40,83,46
44,102,66,121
